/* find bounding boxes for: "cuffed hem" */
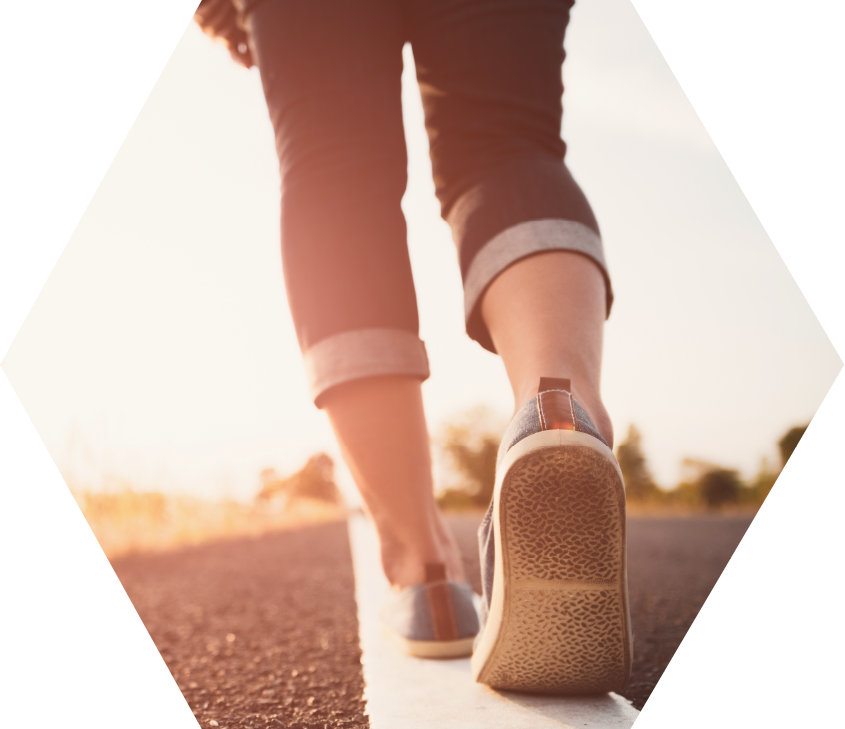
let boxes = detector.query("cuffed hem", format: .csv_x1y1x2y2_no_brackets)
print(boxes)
463,219,614,352
304,328,431,406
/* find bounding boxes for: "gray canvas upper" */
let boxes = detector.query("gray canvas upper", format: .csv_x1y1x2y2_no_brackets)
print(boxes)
496,393,608,466
381,582,480,641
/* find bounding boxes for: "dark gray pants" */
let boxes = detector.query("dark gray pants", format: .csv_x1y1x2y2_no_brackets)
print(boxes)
246,0,612,405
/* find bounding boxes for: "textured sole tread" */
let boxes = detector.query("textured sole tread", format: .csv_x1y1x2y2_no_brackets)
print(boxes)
473,433,631,694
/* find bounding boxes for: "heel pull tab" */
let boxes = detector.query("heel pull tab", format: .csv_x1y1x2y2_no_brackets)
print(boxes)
537,377,578,431
423,563,459,641
424,563,447,583
538,377,571,393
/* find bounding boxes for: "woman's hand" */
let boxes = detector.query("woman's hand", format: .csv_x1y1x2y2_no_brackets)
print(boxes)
194,0,254,69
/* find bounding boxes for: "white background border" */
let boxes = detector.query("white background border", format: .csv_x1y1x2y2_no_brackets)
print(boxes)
1,1,842,726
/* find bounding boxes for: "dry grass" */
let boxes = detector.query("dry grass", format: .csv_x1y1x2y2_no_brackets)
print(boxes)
71,488,346,559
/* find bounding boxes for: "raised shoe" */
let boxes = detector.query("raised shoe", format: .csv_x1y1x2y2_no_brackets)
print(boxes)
471,377,632,693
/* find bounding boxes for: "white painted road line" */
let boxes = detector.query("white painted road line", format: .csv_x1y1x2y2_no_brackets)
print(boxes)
347,512,640,729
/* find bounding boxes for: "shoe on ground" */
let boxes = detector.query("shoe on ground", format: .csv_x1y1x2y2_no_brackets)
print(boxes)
381,562,480,658
471,377,632,694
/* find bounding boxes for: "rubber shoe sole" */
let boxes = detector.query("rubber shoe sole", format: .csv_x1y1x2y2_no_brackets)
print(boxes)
382,626,476,659
471,429,632,694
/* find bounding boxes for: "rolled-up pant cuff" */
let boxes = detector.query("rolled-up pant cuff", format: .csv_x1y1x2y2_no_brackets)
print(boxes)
464,219,614,352
304,328,431,407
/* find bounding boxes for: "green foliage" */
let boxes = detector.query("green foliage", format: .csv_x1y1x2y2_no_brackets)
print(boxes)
745,458,778,504
698,468,742,508
659,480,704,510
442,426,499,505
433,409,808,513
436,487,481,511
778,425,808,468
257,453,341,505
616,425,659,502
620,422,806,511
436,408,504,511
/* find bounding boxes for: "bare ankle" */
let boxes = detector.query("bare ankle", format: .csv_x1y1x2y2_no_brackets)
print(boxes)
580,397,614,449
377,515,467,589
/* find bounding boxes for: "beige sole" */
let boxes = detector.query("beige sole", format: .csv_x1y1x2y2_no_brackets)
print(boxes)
382,623,476,659
471,429,632,694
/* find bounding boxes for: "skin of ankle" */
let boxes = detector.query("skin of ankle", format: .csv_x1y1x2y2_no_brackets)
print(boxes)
321,375,467,587
481,250,614,447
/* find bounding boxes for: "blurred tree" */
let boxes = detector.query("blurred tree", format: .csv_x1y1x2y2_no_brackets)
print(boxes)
440,424,499,508
698,468,742,508
257,453,341,505
778,424,808,468
435,486,479,511
677,458,740,509
436,408,505,511
745,457,778,505
665,479,704,509
615,425,659,502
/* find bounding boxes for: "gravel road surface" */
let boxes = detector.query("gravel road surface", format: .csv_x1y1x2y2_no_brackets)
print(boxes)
114,522,367,729
113,513,752,726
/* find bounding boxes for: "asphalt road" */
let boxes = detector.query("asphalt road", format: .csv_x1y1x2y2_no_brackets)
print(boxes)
114,522,368,729
447,513,754,710
113,513,753,727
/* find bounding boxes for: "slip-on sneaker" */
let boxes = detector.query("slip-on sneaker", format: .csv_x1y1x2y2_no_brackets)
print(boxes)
471,377,632,694
381,562,480,658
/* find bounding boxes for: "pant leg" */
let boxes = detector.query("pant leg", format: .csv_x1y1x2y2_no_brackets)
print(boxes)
408,0,613,353
245,0,429,405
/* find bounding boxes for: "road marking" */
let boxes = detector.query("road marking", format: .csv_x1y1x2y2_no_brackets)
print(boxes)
347,512,640,729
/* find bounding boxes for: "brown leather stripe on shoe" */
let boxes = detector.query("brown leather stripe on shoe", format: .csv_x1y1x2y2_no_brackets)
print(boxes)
537,378,578,432
424,563,459,641
538,376,571,393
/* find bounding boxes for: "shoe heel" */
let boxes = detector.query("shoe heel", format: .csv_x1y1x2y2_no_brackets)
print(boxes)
472,430,632,694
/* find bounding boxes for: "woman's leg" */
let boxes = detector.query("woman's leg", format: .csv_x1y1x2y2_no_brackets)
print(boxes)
410,0,629,688
246,0,464,589
321,376,466,588
480,250,613,446
410,0,613,436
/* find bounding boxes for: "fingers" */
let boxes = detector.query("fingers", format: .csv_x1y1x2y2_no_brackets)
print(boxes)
194,0,238,37
195,0,254,69
229,43,254,69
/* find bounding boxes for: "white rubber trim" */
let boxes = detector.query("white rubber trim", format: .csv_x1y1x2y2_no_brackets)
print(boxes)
382,625,476,659
348,511,639,728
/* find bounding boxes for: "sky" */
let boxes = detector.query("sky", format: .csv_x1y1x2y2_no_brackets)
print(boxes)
3,0,840,502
